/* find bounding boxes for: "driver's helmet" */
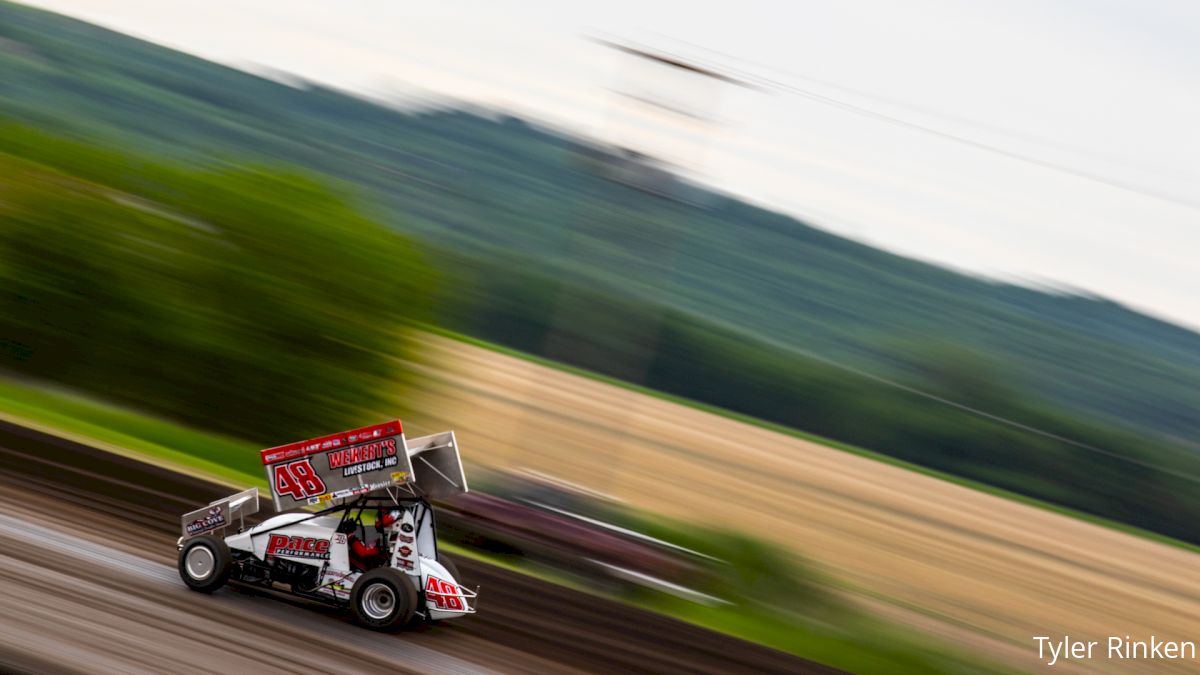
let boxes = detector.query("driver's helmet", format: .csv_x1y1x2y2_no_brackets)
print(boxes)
375,509,402,532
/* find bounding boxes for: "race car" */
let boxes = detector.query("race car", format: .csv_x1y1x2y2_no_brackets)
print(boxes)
176,420,476,630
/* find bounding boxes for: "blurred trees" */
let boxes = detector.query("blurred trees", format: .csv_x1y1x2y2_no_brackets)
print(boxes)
433,256,1200,543
0,139,431,441
4,123,1200,544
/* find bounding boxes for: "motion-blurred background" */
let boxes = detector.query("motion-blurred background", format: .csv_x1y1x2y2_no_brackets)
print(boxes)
2,1,1199,673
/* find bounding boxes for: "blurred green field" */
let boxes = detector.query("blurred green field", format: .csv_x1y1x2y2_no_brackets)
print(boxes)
0,377,261,486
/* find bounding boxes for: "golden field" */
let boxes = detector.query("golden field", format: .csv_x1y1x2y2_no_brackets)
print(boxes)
405,334,1200,673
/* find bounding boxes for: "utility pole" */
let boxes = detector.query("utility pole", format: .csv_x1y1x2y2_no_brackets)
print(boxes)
509,39,751,494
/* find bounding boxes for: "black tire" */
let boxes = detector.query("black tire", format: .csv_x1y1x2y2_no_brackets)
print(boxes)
437,552,462,584
178,535,232,593
350,568,419,631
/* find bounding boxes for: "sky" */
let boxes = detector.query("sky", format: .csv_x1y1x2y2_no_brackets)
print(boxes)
21,0,1200,329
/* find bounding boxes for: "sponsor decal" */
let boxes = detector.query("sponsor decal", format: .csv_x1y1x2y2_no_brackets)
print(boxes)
397,559,414,570
186,505,227,535
341,455,398,477
334,533,347,545
425,576,465,611
396,534,414,544
390,471,409,482
326,438,399,477
266,534,331,560
398,545,412,557
259,420,403,466
400,523,414,533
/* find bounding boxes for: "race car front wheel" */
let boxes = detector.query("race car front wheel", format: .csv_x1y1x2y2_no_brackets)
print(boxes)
178,535,232,593
438,553,462,585
351,568,418,631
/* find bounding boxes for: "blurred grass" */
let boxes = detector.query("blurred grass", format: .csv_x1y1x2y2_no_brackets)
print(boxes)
643,597,1015,675
444,524,1008,673
425,324,1200,556
0,376,264,489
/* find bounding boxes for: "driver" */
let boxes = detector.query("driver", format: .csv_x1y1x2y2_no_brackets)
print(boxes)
376,509,402,532
346,509,402,571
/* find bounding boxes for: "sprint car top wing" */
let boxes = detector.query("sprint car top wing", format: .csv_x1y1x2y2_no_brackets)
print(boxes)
260,420,468,510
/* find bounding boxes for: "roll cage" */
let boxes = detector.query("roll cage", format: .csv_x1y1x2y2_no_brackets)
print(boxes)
250,495,440,553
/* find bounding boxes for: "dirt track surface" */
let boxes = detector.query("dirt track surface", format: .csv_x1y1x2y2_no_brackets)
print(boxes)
0,420,826,675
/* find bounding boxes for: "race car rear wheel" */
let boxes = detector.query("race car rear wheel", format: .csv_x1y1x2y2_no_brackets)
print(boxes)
178,535,232,593
351,568,418,631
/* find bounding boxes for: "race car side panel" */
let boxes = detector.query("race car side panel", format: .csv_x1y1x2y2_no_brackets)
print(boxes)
419,557,474,620
235,513,342,567
328,532,351,573
314,564,361,602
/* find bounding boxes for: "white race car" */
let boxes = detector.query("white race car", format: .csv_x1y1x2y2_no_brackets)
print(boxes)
176,420,476,630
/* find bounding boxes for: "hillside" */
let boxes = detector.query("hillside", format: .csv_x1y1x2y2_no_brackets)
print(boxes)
3,1,1199,448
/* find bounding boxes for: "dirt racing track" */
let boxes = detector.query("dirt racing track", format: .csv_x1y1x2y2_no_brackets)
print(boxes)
0,420,825,675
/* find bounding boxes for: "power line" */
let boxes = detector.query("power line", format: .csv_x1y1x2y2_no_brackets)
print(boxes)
664,35,1138,168
743,71,1200,212
616,36,1200,212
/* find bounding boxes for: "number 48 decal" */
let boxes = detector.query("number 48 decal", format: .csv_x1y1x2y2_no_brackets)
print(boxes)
274,459,327,501
426,577,465,611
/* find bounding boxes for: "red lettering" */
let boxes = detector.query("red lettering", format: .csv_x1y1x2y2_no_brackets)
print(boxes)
274,464,304,500
290,461,325,495
273,460,327,501
326,439,398,470
266,534,288,555
265,535,331,557
425,576,464,611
